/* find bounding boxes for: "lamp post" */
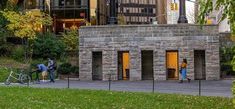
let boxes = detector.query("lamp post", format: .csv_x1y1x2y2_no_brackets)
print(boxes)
107,0,117,24
178,0,188,23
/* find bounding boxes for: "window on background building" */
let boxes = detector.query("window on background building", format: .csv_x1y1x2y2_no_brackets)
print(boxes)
141,8,145,13
52,0,59,7
148,8,153,14
81,0,88,6
59,0,65,6
126,8,130,13
135,8,138,13
153,0,156,4
144,17,147,22
135,17,138,22
135,0,138,3
118,0,121,4
36,0,43,9
126,17,129,22
144,0,147,4
144,8,148,13
151,0,155,4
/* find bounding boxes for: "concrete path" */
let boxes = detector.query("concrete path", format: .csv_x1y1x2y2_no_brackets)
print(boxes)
1,80,233,98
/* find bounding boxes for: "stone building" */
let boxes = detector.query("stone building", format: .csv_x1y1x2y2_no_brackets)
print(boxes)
79,24,220,81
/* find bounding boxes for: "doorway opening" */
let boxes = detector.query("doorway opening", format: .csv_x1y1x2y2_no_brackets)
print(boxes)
92,52,102,80
194,50,206,80
166,51,179,79
118,51,130,80
141,50,153,80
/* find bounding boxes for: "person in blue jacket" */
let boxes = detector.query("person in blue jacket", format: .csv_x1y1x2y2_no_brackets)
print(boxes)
35,64,48,83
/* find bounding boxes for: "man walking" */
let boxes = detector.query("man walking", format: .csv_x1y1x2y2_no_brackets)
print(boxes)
47,58,56,83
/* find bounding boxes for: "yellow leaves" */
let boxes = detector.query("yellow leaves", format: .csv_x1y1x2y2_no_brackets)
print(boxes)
62,26,79,51
1,10,52,39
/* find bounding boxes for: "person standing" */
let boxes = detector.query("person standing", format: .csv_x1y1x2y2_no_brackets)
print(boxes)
179,58,191,83
47,58,55,83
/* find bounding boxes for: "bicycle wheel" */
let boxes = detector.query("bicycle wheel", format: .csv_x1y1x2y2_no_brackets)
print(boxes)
20,74,31,84
5,78,11,85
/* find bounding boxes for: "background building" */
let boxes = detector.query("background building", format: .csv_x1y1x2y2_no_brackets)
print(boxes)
50,0,90,34
206,0,230,32
22,0,91,34
117,0,157,24
96,0,108,25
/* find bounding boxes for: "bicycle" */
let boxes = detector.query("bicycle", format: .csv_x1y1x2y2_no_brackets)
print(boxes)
5,69,31,85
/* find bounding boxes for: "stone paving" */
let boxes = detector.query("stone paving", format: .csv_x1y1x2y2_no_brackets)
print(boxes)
1,80,233,98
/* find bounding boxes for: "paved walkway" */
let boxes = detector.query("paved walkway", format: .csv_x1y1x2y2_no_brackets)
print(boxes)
1,80,233,98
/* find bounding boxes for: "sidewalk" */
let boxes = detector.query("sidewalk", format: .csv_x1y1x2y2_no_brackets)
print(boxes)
1,80,233,98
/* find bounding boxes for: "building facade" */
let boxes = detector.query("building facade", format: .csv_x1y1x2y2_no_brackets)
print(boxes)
79,24,220,81
21,0,90,34
96,0,108,25
206,0,230,33
117,0,157,24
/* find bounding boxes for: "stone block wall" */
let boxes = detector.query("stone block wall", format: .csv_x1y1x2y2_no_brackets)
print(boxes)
79,24,220,80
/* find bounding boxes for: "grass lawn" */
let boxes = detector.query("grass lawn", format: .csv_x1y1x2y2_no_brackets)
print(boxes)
0,86,232,109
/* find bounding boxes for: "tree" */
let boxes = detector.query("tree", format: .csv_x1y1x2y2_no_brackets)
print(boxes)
1,9,52,62
197,0,235,36
118,13,126,25
198,0,235,73
61,26,79,51
33,32,66,59
0,0,8,10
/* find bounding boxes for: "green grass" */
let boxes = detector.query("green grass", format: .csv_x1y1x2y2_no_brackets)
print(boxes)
0,67,9,82
0,86,232,109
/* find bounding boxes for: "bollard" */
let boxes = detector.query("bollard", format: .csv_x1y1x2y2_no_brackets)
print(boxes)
27,76,29,87
199,80,201,96
68,74,70,88
152,78,155,93
108,74,111,91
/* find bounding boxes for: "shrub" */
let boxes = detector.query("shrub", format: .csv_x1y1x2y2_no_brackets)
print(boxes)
32,32,66,59
0,43,13,56
71,66,79,75
220,46,235,75
30,59,47,69
57,63,72,75
57,63,79,75
61,26,79,51
11,45,24,62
